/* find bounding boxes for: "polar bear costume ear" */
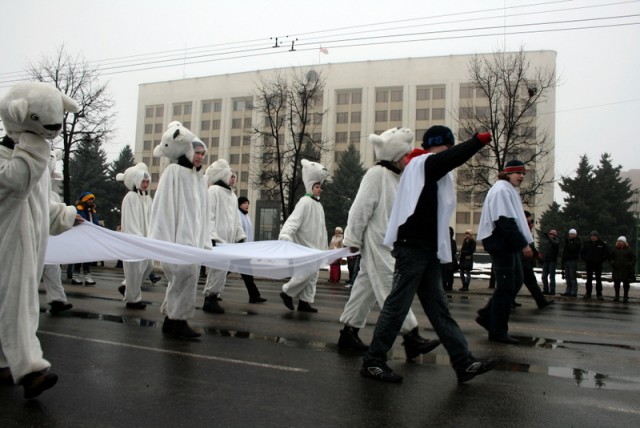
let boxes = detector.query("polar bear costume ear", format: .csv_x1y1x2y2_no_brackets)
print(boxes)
371,127,414,162
301,159,328,194
7,99,29,123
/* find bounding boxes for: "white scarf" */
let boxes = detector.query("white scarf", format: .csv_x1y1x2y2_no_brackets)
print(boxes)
477,179,533,243
384,153,456,263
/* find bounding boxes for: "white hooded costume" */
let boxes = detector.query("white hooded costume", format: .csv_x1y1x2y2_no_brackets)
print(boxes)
148,122,210,321
41,149,71,306
339,128,418,332
0,82,78,383
203,160,246,297
117,163,154,304
280,160,328,303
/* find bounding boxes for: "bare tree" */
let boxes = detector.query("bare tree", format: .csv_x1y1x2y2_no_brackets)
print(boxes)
27,46,115,204
457,48,556,207
251,68,332,220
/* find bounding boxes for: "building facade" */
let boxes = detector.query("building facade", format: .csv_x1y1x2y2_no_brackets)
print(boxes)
135,52,557,243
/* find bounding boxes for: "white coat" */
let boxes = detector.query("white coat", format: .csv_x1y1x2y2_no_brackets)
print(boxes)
204,184,246,296
280,196,327,302
121,190,153,303
339,165,418,332
149,164,209,320
0,134,75,383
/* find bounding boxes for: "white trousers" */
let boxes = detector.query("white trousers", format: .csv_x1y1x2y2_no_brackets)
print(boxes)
282,271,319,303
339,247,418,334
42,264,68,303
203,268,227,297
0,265,49,384
123,260,152,303
160,263,198,320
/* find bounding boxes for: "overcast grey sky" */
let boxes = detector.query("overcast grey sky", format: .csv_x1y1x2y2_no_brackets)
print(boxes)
2,0,640,195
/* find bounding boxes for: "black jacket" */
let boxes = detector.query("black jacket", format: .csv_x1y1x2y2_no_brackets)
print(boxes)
581,239,609,265
562,237,581,263
395,135,486,249
539,234,560,262
481,216,529,254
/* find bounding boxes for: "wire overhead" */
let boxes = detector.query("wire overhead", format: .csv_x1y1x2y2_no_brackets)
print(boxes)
0,0,638,87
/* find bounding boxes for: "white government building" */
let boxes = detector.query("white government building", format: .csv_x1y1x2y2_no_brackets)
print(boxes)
135,51,556,244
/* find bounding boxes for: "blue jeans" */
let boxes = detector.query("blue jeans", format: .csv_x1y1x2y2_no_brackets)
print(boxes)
478,251,522,338
364,246,469,367
541,261,556,293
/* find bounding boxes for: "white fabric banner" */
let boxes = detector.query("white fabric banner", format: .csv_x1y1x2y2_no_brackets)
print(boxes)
46,222,353,280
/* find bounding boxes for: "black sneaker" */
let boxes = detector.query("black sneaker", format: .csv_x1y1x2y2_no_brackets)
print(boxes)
360,360,403,383
118,285,126,296
149,274,162,285
172,320,201,339
455,356,499,384
249,297,267,304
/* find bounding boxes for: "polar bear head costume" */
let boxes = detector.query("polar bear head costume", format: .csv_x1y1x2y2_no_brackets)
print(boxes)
205,159,233,186
116,162,151,191
369,127,414,162
0,81,79,140
301,159,327,194
154,121,206,163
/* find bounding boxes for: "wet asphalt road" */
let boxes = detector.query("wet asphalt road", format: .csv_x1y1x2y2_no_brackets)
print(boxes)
1,266,639,427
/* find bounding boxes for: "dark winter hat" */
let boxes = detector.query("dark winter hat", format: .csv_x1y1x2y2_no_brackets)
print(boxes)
422,125,455,148
238,196,249,207
502,159,526,174
590,230,599,237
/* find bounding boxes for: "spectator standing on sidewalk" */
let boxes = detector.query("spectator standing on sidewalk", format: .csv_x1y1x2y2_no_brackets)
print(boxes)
560,229,581,297
580,231,609,300
540,229,560,295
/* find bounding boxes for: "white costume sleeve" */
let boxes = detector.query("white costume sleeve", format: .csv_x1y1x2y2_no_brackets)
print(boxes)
49,202,76,236
121,192,148,237
343,167,381,249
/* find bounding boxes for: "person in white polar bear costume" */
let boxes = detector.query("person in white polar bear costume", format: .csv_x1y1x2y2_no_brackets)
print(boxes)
41,148,74,315
116,162,155,310
0,82,79,399
148,122,210,339
201,159,247,314
337,127,441,359
279,159,328,313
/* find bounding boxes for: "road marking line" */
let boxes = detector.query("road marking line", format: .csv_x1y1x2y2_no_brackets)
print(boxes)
39,330,308,373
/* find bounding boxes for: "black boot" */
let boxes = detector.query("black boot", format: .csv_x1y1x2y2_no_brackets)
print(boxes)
338,326,368,352
21,370,58,399
172,320,201,339
297,300,318,313
203,295,225,314
49,301,73,314
402,327,441,361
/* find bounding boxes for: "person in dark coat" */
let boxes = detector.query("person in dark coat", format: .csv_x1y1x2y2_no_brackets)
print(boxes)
441,227,458,291
560,229,581,297
609,236,636,302
458,229,476,291
539,229,560,295
580,230,609,300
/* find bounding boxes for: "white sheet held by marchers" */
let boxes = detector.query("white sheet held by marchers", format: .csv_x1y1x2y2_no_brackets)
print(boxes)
46,222,353,280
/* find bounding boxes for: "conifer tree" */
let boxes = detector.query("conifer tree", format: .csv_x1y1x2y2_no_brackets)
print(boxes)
322,143,366,238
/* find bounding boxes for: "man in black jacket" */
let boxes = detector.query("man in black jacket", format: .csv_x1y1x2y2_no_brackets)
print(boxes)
540,229,560,295
580,231,609,300
560,229,581,297
360,126,498,385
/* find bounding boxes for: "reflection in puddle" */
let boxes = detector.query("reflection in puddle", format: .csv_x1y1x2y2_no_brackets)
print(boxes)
50,309,640,390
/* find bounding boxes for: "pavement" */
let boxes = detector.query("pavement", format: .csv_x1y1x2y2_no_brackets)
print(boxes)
1,264,640,427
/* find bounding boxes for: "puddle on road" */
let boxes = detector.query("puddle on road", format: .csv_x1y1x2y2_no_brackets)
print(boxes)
48,309,640,390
